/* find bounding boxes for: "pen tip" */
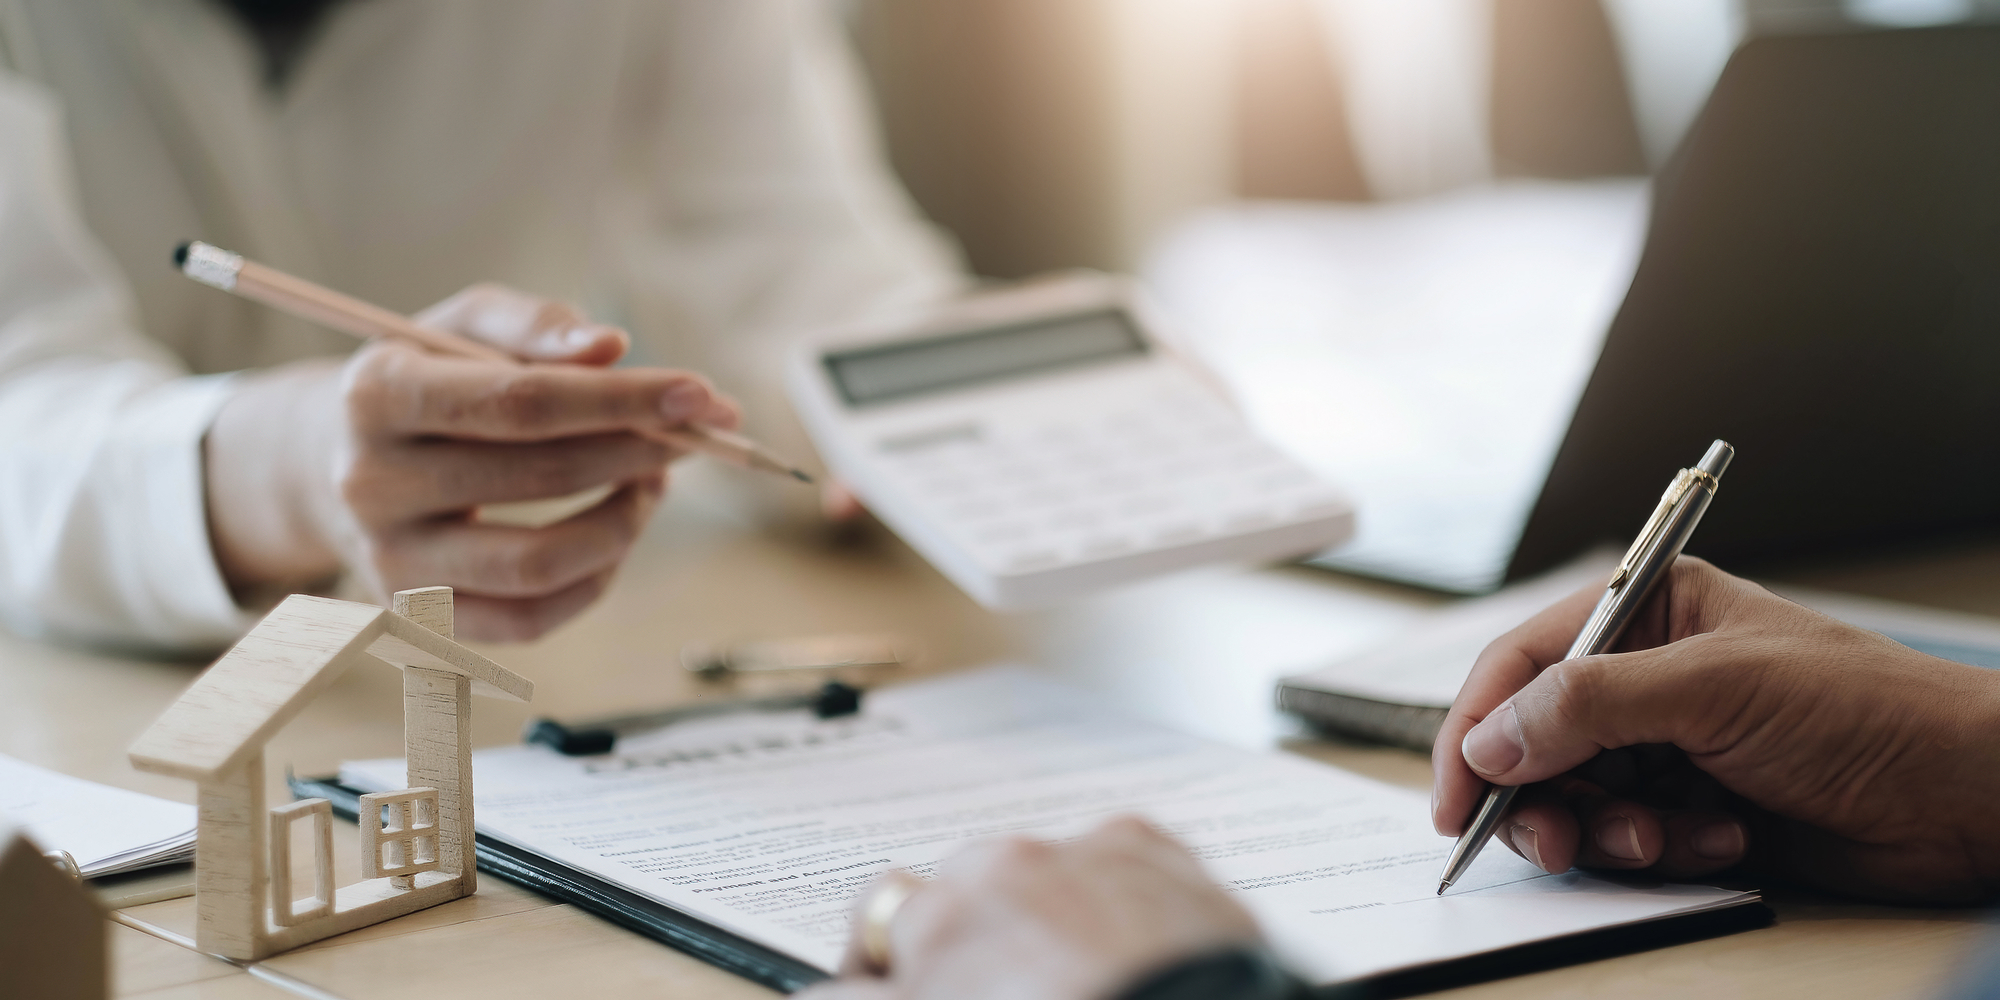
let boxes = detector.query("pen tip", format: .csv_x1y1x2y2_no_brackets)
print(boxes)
790,469,815,484
1436,881,1450,895
173,242,192,269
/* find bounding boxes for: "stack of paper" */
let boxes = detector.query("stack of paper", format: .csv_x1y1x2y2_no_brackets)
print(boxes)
0,755,195,878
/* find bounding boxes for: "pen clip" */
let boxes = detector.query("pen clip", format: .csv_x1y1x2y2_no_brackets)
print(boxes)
1608,468,1700,589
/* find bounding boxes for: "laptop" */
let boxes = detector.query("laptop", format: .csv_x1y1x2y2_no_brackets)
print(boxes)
1277,24,2000,593
1501,24,2000,583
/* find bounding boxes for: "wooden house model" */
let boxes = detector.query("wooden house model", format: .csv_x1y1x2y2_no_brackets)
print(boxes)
128,587,532,961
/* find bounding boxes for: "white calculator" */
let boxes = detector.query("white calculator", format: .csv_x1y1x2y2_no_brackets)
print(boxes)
787,274,1355,609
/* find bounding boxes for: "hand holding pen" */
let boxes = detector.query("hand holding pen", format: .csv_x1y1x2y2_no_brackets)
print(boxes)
1431,441,2000,903
1436,441,1732,892
182,243,801,641
1431,552,2000,904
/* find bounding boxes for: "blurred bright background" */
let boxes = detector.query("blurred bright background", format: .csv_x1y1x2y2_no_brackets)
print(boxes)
848,0,1991,277
839,0,2000,591
847,0,1746,278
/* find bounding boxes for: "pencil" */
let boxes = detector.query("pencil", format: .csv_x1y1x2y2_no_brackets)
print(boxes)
174,241,813,483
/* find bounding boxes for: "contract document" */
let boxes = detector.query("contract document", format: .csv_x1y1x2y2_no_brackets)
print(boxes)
342,669,1757,985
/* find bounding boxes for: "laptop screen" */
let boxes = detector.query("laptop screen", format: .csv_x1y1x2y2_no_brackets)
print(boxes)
1509,26,2000,580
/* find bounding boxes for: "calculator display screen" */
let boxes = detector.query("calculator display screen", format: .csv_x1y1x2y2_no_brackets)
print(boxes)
824,310,1149,406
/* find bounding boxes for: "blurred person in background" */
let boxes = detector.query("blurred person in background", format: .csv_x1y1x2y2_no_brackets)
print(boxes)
0,0,963,651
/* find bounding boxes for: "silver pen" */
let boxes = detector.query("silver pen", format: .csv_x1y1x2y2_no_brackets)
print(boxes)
1436,439,1735,894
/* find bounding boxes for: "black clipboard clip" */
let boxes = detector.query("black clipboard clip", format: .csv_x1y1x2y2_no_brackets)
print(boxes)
523,681,865,757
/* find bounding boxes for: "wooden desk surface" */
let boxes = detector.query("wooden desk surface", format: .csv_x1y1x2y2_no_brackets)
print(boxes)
6,493,1997,1000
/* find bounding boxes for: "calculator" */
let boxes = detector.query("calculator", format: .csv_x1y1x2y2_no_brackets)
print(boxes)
786,274,1355,609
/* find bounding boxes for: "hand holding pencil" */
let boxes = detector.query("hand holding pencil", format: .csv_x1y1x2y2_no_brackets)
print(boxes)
183,241,794,640
177,242,811,482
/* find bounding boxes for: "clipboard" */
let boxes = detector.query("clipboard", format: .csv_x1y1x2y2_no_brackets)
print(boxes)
289,775,1770,998
290,775,827,993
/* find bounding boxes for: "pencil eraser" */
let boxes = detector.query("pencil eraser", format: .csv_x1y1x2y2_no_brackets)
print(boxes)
175,241,243,291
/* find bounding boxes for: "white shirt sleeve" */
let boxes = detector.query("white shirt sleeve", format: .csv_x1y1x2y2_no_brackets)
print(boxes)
0,72,250,651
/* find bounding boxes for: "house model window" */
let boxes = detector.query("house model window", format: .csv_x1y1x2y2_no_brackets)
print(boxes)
128,587,534,960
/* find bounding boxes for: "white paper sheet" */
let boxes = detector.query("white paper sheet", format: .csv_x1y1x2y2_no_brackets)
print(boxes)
343,669,1755,984
0,754,195,877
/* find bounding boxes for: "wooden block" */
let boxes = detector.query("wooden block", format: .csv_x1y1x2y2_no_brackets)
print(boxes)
366,620,532,702
194,754,265,961
267,799,333,927
404,667,476,889
392,587,455,639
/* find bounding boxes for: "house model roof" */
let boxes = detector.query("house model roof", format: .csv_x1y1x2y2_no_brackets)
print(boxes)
129,595,532,782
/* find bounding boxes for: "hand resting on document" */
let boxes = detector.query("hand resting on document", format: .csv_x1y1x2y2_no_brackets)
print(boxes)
799,816,1302,1000
203,284,740,641
1433,557,2000,903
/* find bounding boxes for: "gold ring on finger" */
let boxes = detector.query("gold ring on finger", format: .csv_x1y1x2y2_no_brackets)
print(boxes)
860,873,920,973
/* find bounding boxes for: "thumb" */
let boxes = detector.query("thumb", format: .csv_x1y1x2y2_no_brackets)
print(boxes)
1459,638,1728,786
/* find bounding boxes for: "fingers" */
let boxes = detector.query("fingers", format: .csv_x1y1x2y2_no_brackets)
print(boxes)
375,477,660,595
345,340,728,443
1656,811,1749,877
343,432,674,518
1495,786,1581,874
822,817,1258,1000
839,870,927,978
369,479,664,643
452,568,619,643
821,480,866,523
1458,635,1741,790
414,284,630,366
1433,579,1607,835
1433,558,1765,837
1497,785,1748,878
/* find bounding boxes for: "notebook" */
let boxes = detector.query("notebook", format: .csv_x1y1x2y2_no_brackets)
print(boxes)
0,754,195,878
1280,555,2000,752
313,668,1761,993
